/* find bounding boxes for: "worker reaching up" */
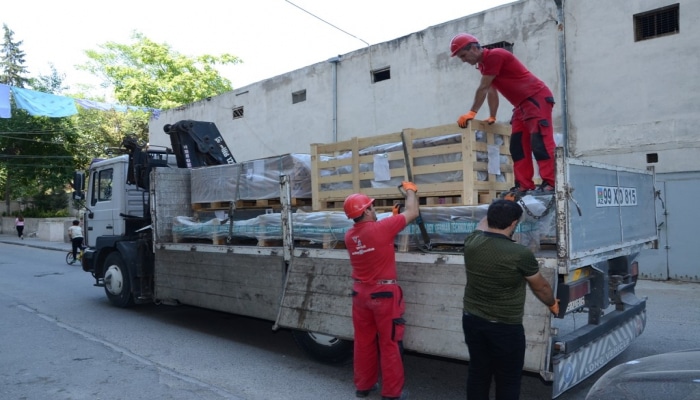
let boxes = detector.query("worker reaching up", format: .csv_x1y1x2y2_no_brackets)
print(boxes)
343,182,419,400
451,33,556,197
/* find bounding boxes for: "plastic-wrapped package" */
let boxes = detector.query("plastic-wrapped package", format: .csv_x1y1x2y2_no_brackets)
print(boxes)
171,195,555,251
190,154,312,203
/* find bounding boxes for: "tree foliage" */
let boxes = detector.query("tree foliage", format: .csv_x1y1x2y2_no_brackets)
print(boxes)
81,32,241,110
1,27,241,214
0,109,79,212
30,63,68,94
0,24,30,88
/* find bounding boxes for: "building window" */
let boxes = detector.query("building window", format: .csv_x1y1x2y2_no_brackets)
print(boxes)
372,67,391,83
484,41,514,53
232,106,244,119
292,90,307,104
634,4,679,41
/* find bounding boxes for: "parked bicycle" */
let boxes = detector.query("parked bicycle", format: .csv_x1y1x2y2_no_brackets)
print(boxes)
66,246,86,265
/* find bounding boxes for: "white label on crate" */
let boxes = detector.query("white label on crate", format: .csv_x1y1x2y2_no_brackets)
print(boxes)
595,186,637,207
373,154,391,181
487,145,501,175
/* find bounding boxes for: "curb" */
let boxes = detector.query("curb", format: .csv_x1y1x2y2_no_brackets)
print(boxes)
0,239,66,253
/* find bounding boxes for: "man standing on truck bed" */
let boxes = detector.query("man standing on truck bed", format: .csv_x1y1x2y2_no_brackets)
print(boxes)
343,182,420,400
451,33,556,197
462,199,559,400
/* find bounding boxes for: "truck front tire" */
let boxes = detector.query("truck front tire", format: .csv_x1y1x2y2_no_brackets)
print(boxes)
291,330,353,365
104,252,134,307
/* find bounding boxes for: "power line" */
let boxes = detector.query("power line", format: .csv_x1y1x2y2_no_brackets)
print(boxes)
0,155,77,159
285,0,370,47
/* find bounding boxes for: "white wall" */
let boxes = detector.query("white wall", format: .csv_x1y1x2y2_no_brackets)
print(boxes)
150,0,560,161
149,0,698,176
564,0,700,174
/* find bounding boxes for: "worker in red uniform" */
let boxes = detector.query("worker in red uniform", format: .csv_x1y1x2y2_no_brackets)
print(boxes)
343,182,419,400
451,33,556,196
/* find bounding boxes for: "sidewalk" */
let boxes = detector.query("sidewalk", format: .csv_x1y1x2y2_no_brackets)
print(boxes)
0,234,69,253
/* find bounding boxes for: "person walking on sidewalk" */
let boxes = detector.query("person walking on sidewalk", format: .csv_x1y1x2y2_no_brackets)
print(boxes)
462,200,559,400
343,182,419,400
15,214,25,239
67,220,84,264
450,33,556,196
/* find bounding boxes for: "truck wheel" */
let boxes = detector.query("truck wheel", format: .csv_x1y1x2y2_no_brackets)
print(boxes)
103,253,134,307
291,330,353,365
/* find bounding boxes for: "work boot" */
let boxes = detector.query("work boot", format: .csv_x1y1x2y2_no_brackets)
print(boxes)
382,389,409,400
501,186,528,201
356,383,379,398
531,182,555,196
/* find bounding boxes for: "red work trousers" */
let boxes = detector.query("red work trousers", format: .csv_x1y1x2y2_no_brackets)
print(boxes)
352,282,406,398
510,87,556,190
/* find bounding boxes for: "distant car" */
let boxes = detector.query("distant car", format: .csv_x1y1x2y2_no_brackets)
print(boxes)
585,348,700,400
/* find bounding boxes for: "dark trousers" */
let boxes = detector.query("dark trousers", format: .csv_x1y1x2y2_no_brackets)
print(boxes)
71,237,84,258
462,313,526,400
16,226,24,237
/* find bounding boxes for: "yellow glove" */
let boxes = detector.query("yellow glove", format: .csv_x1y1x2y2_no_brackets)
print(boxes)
401,181,418,193
484,116,496,125
549,299,560,316
457,111,477,128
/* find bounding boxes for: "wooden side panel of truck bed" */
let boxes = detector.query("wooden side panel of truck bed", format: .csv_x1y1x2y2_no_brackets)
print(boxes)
277,250,556,373
154,249,286,321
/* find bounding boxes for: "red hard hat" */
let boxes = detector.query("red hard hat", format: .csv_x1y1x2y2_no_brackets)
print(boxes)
344,193,374,219
450,33,479,56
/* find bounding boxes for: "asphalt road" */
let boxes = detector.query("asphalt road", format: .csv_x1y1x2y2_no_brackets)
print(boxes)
1,239,699,399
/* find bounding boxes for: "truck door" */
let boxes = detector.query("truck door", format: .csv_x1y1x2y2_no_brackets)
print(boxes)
87,166,119,241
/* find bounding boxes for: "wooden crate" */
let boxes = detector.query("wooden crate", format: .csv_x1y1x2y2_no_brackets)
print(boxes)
310,120,513,210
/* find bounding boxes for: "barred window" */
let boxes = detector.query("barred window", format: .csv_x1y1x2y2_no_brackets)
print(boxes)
634,4,679,41
232,106,244,119
484,41,514,53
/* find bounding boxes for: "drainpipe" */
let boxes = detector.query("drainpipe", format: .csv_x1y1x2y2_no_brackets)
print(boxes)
553,0,569,156
327,56,342,142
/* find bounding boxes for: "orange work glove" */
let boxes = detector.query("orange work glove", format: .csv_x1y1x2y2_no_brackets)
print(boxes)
549,299,560,316
392,203,404,216
401,181,418,193
484,116,496,125
457,110,477,128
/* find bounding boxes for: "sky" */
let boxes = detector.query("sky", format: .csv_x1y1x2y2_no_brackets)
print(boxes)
3,0,514,94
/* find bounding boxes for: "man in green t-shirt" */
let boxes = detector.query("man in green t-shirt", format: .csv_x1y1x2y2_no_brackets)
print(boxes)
462,199,559,400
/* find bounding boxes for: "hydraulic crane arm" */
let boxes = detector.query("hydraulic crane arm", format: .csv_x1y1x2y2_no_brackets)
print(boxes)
163,120,236,168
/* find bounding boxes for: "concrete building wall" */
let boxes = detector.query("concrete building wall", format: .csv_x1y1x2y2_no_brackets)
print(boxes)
149,0,562,160
564,0,700,174
150,0,698,175
150,0,698,174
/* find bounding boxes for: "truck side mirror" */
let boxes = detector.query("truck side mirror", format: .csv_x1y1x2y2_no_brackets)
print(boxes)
73,171,86,200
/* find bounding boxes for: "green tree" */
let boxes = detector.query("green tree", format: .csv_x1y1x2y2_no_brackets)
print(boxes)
80,32,241,110
0,25,78,214
0,110,79,214
30,63,68,94
0,23,30,88
70,107,150,158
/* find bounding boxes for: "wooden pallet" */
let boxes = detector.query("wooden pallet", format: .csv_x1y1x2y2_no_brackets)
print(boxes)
192,197,312,211
311,120,513,210
172,233,345,249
